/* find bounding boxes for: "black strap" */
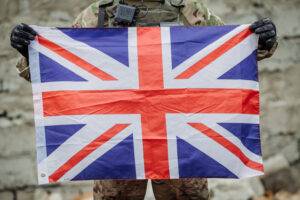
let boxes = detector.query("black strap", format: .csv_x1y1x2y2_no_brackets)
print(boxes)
98,5,106,27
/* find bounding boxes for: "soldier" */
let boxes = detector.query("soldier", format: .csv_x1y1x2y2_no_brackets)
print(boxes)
10,0,278,199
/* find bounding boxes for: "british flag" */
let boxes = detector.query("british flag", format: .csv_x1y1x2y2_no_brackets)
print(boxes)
29,25,263,184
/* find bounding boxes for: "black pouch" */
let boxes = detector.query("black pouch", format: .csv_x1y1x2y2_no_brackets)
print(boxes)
114,4,136,24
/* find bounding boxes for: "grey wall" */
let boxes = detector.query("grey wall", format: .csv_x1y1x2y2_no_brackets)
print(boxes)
207,1,300,199
0,0,299,199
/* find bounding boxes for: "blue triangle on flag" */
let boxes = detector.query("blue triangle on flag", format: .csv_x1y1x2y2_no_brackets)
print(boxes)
39,53,87,82
72,134,136,180
170,25,238,69
58,28,129,67
177,137,238,178
218,50,258,81
45,124,85,156
218,123,262,155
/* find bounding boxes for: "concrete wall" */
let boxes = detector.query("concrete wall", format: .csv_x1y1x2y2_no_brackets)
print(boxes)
0,1,95,199
206,1,300,199
0,0,299,199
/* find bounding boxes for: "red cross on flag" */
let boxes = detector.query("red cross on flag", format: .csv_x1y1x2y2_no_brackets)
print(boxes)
28,25,263,184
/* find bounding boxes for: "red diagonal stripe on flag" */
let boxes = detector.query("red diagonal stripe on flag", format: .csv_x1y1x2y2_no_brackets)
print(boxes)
49,124,130,182
188,123,264,172
37,35,117,81
175,28,253,79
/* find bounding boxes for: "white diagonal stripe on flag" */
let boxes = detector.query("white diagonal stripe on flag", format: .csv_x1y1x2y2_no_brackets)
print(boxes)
176,122,263,178
170,113,262,162
58,126,133,182
169,25,250,77
190,33,258,80
32,26,135,82
166,113,262,178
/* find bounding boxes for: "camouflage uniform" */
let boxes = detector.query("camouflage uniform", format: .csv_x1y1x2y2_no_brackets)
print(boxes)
93,179,209,200
15,0,277,199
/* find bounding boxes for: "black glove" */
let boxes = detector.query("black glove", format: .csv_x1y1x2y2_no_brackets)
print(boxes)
250,18,277,51
10,23,37,61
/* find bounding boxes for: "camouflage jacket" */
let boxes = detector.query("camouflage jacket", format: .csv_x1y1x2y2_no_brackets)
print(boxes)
16,0,277,81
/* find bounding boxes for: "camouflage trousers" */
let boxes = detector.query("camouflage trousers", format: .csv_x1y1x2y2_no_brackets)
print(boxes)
94,178,209,200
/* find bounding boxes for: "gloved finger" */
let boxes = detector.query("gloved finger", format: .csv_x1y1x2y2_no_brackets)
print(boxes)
10,33,20,43
11,39,29,58
250,21,263,30
11,42,24,50
250,18,272,30
259,30,276,42
265,37,277,50
10,26,19,38
21,23,37,36
255,24,275,34
15,29,35,40
11,35,30,46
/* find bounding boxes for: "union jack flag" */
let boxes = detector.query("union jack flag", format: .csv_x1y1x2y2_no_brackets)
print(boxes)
29,25,264,184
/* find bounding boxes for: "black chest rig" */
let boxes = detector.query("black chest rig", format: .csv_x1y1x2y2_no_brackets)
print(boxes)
98,0,185,27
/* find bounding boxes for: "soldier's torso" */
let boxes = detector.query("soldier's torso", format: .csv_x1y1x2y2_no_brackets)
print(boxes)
107,0,185,26
72,0,224,28
86,0,184,27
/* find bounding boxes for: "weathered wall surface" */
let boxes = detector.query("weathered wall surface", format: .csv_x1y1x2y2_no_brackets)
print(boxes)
0,0,299,200
206,0,300,199
0,1,95,199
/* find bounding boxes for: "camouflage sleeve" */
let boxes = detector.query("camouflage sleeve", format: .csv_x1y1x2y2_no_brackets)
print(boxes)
257,40,278,61
16,56,30,81
72,1,100,28
181,0,224,26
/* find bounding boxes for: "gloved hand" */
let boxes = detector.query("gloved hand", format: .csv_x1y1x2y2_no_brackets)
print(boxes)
250,18,277,51
10,23,37,61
